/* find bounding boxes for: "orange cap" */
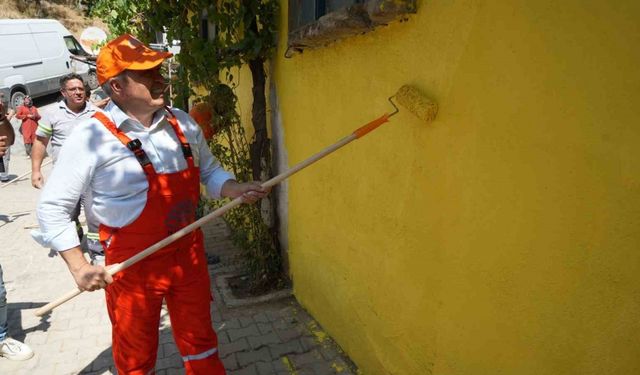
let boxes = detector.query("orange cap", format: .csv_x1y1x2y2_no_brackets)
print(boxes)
96,34,173,85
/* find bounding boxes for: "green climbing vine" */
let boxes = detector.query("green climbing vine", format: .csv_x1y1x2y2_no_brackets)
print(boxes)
87,0,153,40
88,0,283,291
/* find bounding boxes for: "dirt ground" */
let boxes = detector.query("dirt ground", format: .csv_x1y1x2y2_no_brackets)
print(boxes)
0,0,107,38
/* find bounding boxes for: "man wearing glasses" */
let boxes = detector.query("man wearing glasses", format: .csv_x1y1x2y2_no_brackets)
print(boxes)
31,73,105,187
31,74,108,264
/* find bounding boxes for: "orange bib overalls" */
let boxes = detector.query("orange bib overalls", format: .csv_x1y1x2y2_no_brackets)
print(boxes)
94,110,225,375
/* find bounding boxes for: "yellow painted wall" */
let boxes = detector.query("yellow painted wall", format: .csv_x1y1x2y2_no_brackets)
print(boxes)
268,1,640,374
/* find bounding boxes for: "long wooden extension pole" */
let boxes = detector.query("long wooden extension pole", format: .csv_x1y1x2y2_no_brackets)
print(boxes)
34,114,392,317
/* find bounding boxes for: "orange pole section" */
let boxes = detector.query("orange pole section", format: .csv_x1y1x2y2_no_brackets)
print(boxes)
353,114,390,139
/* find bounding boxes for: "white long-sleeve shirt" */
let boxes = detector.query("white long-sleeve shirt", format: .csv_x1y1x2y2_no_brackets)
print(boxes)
32,101,233,252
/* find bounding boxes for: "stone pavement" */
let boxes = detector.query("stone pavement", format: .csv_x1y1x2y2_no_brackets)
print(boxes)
0,123,359,374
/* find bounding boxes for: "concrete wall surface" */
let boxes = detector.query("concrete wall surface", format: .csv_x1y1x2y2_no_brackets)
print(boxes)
267,1,640,374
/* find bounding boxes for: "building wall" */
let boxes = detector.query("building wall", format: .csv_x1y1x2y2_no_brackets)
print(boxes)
269,1,640,374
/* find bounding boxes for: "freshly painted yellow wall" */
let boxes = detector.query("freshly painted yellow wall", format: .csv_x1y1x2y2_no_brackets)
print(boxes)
269,1,640,374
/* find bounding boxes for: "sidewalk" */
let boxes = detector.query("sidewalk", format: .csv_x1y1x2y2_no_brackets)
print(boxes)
0,132,358,374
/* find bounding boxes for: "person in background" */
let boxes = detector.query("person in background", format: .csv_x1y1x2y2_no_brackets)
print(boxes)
15,96,40,157
31,73,104,263
0,95,34,361
31,74,102,181
0,93,15,182
0,265,34,361
0,96,12,152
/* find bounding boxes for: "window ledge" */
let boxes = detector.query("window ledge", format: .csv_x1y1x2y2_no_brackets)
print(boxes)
286,0,417,58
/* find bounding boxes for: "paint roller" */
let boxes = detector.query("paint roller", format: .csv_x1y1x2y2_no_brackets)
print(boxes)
352,85,437,139
34,85,437,317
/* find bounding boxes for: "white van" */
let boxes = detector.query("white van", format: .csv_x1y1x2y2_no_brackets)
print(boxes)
0,19,91,109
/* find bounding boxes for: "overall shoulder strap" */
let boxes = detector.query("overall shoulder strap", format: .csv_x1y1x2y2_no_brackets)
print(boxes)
164,107,195,168
93,112,156,176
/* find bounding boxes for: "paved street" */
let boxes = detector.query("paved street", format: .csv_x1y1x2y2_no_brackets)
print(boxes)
0,121,358,374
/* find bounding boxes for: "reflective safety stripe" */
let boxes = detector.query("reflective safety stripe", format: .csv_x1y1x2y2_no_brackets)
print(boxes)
86,232,100,240
182,347,218,362
37,124,52,136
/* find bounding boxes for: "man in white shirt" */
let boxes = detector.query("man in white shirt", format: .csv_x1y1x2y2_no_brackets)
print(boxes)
32,34,267,374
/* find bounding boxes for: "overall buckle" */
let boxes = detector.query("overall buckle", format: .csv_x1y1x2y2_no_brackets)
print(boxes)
126,139,152,167
127,139,142,151
181,143,193,158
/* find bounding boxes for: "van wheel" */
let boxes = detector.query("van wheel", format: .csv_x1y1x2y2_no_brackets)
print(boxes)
10,90,26,110
87,71,99,90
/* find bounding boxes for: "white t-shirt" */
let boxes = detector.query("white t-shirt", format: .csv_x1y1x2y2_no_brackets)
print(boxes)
36,100,101,162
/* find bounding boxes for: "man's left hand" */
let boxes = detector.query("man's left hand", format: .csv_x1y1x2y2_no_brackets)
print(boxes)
221,180,271,204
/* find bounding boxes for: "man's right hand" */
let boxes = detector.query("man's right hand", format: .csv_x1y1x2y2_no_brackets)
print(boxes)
31,170,44,188
70,263,113,292
61,247,113,292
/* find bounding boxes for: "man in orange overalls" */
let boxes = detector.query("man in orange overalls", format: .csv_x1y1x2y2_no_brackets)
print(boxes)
32,34,269,374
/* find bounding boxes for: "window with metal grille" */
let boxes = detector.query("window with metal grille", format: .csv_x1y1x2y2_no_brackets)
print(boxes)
286,0,416,57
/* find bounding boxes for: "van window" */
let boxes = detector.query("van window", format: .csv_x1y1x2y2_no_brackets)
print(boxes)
33,32,65,59
64,35,88,56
